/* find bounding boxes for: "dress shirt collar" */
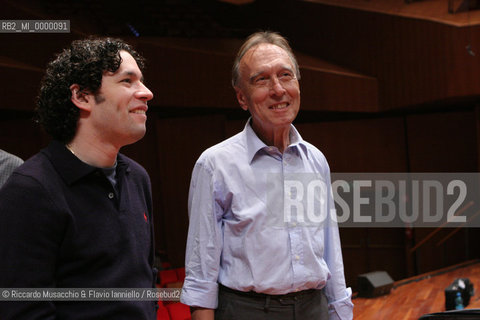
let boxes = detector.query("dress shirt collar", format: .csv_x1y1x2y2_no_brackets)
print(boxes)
42,140,130,185
244,118,309,164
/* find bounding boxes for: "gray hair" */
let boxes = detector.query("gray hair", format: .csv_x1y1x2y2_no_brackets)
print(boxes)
231,31,301,88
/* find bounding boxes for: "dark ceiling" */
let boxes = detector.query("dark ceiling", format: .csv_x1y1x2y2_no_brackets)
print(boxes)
3,0,289,39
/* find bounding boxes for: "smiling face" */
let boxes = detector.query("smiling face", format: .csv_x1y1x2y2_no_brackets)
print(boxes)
235,43,300,139
89,50,154,147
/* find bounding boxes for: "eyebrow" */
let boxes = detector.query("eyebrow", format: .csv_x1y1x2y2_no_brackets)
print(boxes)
249,66,295,83
249,71,265,83
117,70,145,82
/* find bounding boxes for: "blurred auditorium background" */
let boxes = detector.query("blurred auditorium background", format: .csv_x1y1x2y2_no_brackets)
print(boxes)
2,0,480,318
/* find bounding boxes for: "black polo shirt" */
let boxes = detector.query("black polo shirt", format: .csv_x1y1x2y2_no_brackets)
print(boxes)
0,140,156,319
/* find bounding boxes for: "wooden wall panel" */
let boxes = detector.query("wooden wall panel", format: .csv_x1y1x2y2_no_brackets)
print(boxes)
295,118,408,289
406,111,477,173
0,34,76,72
338,228,368,290
154,113,226,267
1,34,380,113
295,51,379,112
137,40,238,109
295,117,408,172
365,228,408,280
277,2,480,110
0,113,49,160
0,66,43,111
224,117,248,137
406,110,478,274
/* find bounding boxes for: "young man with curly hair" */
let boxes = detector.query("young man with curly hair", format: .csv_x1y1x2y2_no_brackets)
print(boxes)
0,38,155,319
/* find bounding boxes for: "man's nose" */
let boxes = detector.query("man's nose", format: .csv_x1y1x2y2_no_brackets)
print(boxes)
136,82,154,101
270,77,286,96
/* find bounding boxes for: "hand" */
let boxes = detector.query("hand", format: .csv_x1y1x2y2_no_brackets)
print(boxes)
191,307,214,320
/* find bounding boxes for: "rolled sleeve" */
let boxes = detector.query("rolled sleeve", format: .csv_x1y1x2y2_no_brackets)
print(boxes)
328,287,354,320
324,167,354,320
180,278,219,309
181,160,224,309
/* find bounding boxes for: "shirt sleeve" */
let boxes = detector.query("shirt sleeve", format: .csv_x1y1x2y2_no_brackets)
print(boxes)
323,168,354,320
180,161,224,309
0,173,65,319
0,151,23,188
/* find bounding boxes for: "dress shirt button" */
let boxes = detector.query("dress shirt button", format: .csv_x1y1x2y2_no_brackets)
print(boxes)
108,192,114,199
295,255,300,261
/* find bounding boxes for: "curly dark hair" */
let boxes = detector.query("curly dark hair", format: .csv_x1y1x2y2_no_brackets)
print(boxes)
36,37,146,143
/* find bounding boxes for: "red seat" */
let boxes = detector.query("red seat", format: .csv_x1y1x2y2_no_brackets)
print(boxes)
166,302,191,320
159,269,178,287
161,262,172,270
175,267,186,281
157,304,171,320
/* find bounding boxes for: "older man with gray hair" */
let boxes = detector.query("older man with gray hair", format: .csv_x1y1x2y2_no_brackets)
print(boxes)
181,31,353,320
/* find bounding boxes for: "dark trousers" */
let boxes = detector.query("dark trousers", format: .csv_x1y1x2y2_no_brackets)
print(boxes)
215,285,328,320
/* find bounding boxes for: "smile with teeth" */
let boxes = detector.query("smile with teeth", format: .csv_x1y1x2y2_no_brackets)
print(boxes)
270,103,288,110
131,110,146,114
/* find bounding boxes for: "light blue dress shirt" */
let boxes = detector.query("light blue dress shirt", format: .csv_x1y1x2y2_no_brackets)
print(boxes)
181,120,353,319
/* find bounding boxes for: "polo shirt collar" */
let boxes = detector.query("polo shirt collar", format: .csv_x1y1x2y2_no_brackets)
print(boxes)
42,140,128,185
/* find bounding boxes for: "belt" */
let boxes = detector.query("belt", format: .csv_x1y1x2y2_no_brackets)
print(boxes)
219,284,316,301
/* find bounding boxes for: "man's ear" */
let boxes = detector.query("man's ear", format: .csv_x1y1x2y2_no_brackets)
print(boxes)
235,86,248,111
70,84,92,111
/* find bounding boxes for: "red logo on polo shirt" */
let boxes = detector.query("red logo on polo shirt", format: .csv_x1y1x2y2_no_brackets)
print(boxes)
143,212,148,222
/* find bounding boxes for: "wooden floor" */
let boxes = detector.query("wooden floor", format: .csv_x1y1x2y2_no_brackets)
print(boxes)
353,260,480,320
